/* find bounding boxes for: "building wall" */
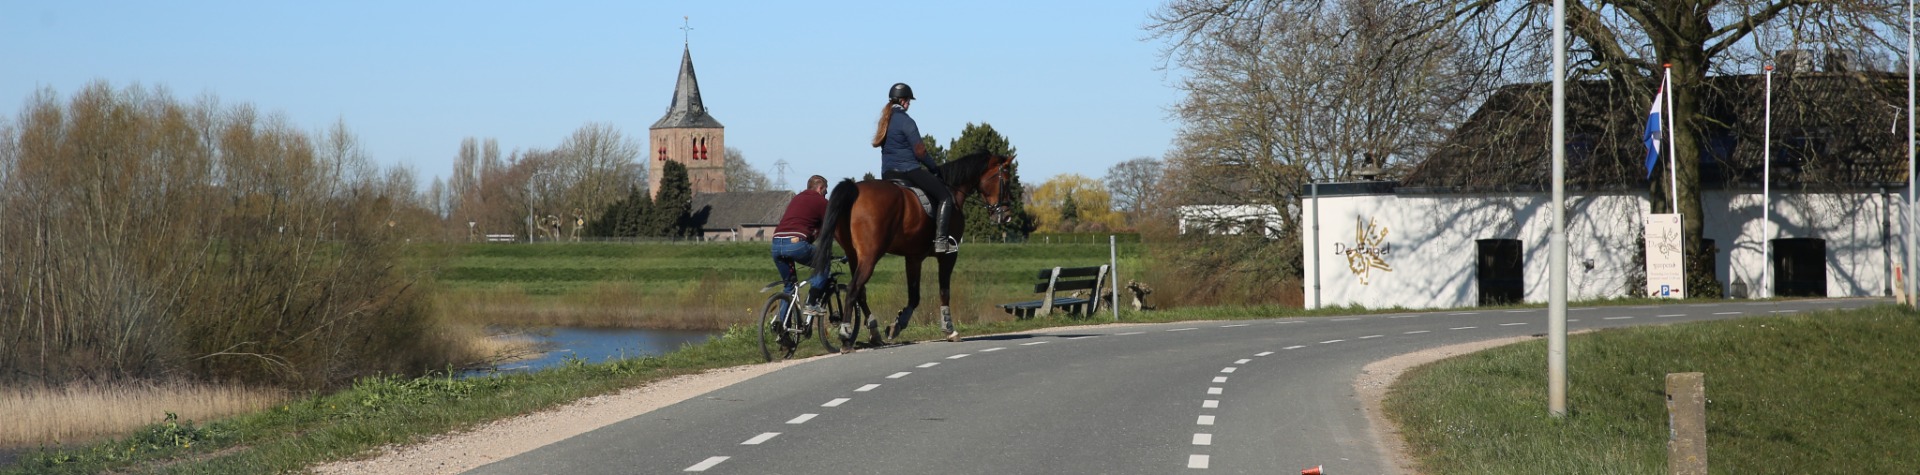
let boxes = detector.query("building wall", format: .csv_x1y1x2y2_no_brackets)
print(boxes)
648,127,727,197
1301,189,1909,309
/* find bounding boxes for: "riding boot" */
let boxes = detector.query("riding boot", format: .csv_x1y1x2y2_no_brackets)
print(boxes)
932,200,958,254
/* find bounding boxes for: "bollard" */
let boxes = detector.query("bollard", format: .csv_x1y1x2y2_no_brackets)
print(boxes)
1666,372,1707,475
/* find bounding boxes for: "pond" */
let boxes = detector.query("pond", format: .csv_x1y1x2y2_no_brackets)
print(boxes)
472,327,723,375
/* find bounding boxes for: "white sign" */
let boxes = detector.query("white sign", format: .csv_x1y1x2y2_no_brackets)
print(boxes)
1644,213,1686,298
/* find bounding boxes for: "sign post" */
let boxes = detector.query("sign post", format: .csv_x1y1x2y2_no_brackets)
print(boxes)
1646,213,1687,298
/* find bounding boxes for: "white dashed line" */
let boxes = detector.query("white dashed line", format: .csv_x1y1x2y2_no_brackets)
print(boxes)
685,456,729,472
1118,331,1145,336
1320,339,1345,344
1568,319,1581,322
1168,328,1198,332
1769,310,1796,313
1021,341,1049,346
1202,400,1219,408
981,347,1006,352
1207,387,1223,395
1603,316,1633,320
1657,314,1685,318
1188,454,1211,469
1449,327,1477,330
1572,308,1597,311
1275,320,1304,324
1331,318,1360,322
823,398,850,407
1222,324,1250,328
1505,310,1533,313
856,384,880,392
1500,322,1527,326
1284,345,1306,350
1388,315,1420,319
1405,330,1430,334
948,354,970,359
887,372,911,379
787,414,817,424
1067,336,1098,340
1234,359,1251,364
742,432,779,445
1212,376,1228,383
917,362,940,368
1359,335,1383,339
1197,415,1216,425
1221,367,1237,373
1450,312,1480,315
1713,311,1741,315
1193,433,1213,445
1255,351,1274,356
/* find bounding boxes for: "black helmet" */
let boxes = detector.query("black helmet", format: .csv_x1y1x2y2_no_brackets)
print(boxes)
888,82,915,101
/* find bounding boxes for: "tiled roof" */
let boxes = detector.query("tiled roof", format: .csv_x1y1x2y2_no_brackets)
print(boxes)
688,191,794,231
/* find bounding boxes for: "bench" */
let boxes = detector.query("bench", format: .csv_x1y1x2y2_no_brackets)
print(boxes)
998,265,1110,319
484,233,517,243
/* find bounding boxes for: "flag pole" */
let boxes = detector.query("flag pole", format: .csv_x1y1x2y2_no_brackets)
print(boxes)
1666,65,1680,213
1547,0,1568,419
1907,0,1916,306
1763,64,1773,299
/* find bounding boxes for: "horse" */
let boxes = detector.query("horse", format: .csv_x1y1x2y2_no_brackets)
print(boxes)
808,151,1016,351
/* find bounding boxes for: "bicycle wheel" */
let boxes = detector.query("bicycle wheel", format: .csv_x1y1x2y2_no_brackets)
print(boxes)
816,286,843,354
758,293,794,362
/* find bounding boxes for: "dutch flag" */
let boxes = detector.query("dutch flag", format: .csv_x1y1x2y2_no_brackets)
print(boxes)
1643,78,1667,179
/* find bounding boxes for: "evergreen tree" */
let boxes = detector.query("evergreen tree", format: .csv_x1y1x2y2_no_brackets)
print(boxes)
648,161,694,237
944,122,1031,242
1059,193,1079,225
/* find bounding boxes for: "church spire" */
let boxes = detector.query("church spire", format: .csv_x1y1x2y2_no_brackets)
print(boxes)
651,44,723,129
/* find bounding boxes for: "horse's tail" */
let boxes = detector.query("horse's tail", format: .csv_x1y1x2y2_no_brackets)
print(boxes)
809,179,861,278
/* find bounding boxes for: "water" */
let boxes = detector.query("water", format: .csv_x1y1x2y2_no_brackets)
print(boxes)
478,327,722,375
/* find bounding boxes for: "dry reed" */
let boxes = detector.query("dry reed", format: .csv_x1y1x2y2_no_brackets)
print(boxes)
0,382,287,448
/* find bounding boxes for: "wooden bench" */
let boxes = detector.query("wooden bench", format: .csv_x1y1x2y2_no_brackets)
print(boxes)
484,233,517,243
998,265,1110,319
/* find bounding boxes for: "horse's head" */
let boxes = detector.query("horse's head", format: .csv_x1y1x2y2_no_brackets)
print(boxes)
940,151,1019,225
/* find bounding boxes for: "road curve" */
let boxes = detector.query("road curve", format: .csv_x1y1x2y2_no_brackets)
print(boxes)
467,298,1879,475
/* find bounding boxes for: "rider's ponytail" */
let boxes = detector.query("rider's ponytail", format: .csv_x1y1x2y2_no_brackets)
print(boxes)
871,101,895,148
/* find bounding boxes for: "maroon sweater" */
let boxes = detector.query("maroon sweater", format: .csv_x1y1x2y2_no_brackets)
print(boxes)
773,190,827,241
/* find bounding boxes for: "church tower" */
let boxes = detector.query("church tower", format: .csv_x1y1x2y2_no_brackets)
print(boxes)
649,45,727,198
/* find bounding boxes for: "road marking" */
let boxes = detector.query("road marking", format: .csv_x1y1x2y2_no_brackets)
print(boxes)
1188,454,1210,469
1235,358,1251,364
1571,308,1597,311
1657,314,1685,318
1284,345,1306,350
1359,335,1383,339
887,372,911,379
1022,341,1049,346
1202,400,1219,408
1603,316,1633,320
1275,320,1303,324
1066,336,1099,341
1212,376,1228,383
1193,433,1213,446
1388,314,1420,319
1118,331,1145,336
1500,322,1527,326
1320,339,1345,344
742,432,780,445
1449,327,1476,330
1713,311,1742,315
1197,415,1216,425
1255,351,1274,356
1405,330,1430,334
1450,312,1480,315
1331,318,1360,322
1222,324,1250,328
1769,310,1796,313
1208,387,1223,395
1505,309,1534,313
856,384,880,392
823,398,850,407
1169,328,1198,332
948,353,971,359
685,456,729,472
918,362,940,368
981,347,1006,352
1568,319,1581,322
1221,367,1237,373
787,414,817,424
1630,305,1659,309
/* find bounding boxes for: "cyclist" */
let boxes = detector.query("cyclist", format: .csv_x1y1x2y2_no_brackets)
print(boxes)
771,175,831,319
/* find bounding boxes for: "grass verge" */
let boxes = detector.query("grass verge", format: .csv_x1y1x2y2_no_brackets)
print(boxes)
1385,304,1920,474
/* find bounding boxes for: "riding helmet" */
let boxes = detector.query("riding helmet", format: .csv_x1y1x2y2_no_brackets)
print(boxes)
888,82,915,101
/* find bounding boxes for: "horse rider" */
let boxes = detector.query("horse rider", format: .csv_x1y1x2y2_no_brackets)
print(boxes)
771,175,832,319
871,82,959,254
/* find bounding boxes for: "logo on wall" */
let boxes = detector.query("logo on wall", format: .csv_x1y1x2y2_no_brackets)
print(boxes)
1333,216,1393,285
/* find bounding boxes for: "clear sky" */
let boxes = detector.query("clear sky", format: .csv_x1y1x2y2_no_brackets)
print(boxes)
2,1,1185,193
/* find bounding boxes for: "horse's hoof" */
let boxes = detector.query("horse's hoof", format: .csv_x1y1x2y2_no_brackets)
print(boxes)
945,331,961,342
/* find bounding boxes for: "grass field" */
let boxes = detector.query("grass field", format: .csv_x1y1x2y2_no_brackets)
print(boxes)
424,239,1149,330
1385,305,1920,474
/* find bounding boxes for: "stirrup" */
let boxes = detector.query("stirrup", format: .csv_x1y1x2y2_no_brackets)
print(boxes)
933,236,959,254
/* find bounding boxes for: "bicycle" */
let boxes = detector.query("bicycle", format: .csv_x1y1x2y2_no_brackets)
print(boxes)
757,257,848,361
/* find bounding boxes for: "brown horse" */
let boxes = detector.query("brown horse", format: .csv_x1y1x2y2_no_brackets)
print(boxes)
809,151,1016,351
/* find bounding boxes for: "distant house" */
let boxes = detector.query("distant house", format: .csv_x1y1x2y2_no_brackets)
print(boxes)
1301,70,1910,309
688,191,795,242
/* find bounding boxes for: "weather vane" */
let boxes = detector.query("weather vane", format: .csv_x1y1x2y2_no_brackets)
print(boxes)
681,16,692,45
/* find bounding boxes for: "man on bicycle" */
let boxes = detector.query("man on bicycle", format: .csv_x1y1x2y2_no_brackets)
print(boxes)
771,175,831,319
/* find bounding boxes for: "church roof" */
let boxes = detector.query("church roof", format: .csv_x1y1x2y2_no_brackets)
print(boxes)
688,191,792,231
651,46,724,129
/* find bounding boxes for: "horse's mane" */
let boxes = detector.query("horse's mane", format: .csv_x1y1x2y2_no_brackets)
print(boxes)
935,151,1010,188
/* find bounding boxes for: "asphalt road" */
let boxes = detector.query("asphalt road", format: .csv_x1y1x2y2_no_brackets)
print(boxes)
467,298,1881,475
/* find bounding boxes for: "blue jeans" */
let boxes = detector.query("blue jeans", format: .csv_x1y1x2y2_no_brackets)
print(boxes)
771,237,826,295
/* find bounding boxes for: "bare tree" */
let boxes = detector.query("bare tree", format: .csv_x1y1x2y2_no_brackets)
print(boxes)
1105,157,1163,225
724,147,774,192
556,122,640,221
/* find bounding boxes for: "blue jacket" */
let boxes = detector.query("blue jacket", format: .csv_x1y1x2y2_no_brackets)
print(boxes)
879,105,934,173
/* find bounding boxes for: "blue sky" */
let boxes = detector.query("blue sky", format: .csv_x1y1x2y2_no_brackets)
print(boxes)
2,1,1184,192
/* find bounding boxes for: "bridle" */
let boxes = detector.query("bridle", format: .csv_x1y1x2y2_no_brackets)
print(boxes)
982,161,1013,224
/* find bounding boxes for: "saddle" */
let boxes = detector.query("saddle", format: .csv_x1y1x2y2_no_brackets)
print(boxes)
886,179,935,217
